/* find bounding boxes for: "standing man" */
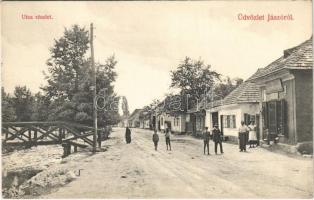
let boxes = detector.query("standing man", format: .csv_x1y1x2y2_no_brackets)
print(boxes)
212,124,224,154
125,127,131,144
165,128,172,151
152,129,159,151
238,121,249,152
203,127,211,155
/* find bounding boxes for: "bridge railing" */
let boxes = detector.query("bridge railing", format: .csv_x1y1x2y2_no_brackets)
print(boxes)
2,121,98,156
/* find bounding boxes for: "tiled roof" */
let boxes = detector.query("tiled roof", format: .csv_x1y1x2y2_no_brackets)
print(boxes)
249,37,313,80
223,81,260,105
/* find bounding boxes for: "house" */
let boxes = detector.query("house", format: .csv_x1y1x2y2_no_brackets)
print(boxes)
128,109,143,128
206,81,260,142
186,104,206,137
152,95,186,134
139,109,152,129
170,112,186,134
249,37,313,153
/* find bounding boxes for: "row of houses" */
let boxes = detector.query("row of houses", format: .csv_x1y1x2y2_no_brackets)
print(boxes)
128,37,313,152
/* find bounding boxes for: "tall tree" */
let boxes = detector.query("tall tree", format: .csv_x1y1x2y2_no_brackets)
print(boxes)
121,96,130,117
42,25,119,126
170,57,221,108
43,25,89,101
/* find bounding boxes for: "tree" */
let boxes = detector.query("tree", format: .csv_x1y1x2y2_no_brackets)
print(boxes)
12,86,34,121
43,25,89,101
121,96,130,117
213,76,243,99
170,57,221,108
31,92,50,121
42,25,119,126
1,88,16,122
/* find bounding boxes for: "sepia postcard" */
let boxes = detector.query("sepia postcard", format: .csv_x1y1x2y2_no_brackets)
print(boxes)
1,1,313,199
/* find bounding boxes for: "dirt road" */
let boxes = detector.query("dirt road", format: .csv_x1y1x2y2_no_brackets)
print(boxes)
43,127,313,198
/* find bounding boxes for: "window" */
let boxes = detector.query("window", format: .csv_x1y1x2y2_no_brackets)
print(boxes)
223,115,236,128
173,117,180,127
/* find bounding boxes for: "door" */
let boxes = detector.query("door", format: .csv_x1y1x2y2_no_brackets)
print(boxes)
212,112,218,128
267,101,277,136
190,114,196,135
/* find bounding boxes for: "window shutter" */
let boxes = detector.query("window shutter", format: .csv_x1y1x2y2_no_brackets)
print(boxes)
281,99,287,137
262,102,268,128
233,115,236,128
244,113,250,125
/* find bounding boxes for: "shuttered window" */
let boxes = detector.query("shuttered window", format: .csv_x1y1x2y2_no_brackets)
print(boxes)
223,115,236,128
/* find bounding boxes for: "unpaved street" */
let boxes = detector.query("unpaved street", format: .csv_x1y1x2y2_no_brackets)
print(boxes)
44,127,313,198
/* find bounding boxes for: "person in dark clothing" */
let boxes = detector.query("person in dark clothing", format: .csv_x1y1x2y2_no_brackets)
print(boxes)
203,127,211,155
152,129,159,151
212,124,224,154
125,127,131,144
165,128,171,151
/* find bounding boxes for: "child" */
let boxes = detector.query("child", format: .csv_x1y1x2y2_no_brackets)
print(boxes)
152,129,159,151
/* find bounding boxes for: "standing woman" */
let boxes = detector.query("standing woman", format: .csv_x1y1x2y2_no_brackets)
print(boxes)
238,121,249,152
125,127,131,144
248,121,257,148
165,128,172,151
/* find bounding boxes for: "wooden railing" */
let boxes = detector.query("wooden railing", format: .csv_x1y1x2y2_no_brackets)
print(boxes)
2,121,96,156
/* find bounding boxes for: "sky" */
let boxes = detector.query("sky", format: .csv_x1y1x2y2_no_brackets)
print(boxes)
2,1,312,113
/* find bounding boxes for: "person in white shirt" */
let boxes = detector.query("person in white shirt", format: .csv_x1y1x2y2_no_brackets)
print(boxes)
238,121,249,152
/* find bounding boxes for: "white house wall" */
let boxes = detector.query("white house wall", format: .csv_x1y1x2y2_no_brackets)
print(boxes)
219,107,242,137
172,114,186,133
144,120,150,129
206,103,259,137
159,113,173,131
205,111,211,129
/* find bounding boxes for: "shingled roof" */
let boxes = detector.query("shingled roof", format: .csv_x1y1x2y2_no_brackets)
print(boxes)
223,81,260,105
249,37,313,80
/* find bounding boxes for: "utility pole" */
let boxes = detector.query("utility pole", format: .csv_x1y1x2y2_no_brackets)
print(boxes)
90,23,97,153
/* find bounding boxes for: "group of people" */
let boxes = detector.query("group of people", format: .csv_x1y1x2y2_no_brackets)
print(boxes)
202,124,224,155
125,127,172,151
152,127,171,151
125,119,257,154
238,120,257,152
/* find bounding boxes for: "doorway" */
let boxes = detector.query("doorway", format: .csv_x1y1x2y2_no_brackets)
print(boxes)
211,112,218,128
